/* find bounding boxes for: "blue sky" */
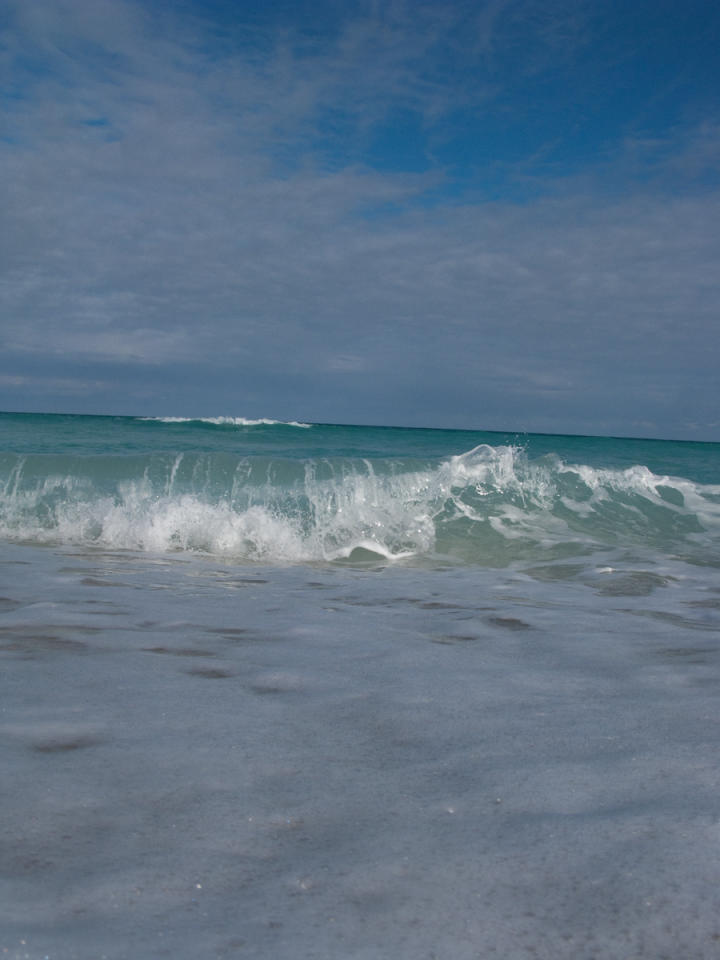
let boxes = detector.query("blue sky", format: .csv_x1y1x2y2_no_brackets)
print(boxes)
1,0,719,438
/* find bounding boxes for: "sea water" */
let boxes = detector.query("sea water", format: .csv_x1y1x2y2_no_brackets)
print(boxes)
1,412,719,959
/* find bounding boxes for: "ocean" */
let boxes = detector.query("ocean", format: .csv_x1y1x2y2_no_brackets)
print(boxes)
2,412,719,959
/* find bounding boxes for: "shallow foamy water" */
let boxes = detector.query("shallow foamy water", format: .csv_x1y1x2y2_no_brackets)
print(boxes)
2,541,720,959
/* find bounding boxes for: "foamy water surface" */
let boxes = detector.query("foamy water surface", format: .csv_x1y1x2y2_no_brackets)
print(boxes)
2,414,720,958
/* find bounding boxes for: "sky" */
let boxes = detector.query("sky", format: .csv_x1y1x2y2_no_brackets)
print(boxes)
1,0,719,439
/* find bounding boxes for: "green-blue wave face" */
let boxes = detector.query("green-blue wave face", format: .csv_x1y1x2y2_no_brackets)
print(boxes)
2,416,719,566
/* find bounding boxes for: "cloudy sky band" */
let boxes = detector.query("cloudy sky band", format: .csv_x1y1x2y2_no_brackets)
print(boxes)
1,0,718,438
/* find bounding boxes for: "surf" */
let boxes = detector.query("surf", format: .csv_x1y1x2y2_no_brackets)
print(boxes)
1,441,718,565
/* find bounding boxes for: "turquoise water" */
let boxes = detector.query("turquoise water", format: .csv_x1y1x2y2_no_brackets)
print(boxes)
2,412,719,565
2,411,718,477
2,412,720,959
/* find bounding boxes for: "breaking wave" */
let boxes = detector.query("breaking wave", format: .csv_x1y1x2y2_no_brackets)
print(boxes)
1,445,719,565
139,417,312,428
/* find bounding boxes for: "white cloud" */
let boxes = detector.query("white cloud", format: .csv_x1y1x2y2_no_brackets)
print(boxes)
0,373,110,395
1,0,718,437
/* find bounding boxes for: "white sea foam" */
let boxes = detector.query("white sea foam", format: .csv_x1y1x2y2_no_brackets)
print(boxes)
4,540,720,960
140,416,312,428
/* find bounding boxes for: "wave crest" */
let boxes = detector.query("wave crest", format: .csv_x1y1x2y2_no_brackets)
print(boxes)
139,416,312,428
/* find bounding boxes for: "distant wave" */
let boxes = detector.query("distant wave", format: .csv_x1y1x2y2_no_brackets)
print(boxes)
138,416,312,428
